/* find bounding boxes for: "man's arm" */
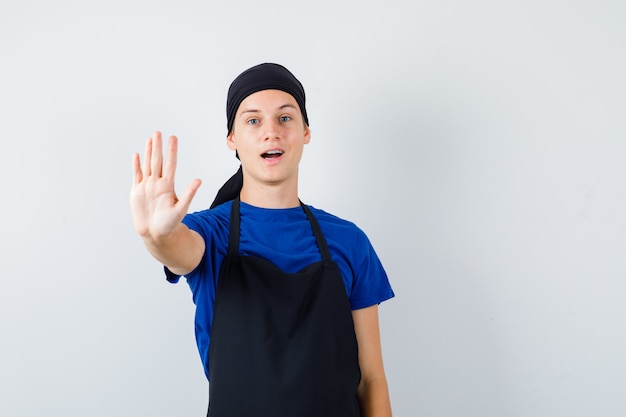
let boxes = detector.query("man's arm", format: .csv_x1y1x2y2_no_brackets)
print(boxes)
130,131,204,275
140,222,205,276
353,304,393,417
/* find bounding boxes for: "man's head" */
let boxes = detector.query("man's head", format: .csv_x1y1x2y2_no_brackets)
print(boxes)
211,63,309,208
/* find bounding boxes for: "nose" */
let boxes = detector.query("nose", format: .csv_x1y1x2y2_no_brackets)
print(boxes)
263,118,281,141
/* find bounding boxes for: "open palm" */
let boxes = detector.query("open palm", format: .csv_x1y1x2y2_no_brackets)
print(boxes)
130,131,201,241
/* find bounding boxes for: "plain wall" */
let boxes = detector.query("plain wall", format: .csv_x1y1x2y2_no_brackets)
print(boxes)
1,0,625,416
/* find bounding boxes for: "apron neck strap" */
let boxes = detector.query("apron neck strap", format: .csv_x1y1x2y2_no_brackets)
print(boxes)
299,201,332,262
228,196,242,255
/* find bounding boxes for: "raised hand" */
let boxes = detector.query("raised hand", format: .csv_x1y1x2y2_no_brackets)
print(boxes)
130,131,202,242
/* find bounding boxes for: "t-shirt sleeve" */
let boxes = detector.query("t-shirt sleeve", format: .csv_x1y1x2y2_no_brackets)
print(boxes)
345,229,395,310
350,237,395,310
164,265,182,283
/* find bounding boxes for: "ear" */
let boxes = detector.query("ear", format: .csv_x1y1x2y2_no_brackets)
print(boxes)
227,131,237,151
303,125,311,144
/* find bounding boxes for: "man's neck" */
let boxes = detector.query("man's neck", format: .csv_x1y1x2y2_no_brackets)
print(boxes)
239,181,300,209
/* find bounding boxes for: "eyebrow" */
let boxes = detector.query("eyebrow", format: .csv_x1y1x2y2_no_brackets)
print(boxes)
239,103,298,115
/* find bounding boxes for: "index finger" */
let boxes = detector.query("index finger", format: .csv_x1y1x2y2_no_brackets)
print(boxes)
163,135,179,181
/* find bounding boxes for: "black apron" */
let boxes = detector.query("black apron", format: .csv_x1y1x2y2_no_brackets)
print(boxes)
207,197,361,417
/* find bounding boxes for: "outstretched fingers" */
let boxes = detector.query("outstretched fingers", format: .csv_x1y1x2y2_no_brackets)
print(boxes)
142,135,153,178
150,131,163,178
132,153,143,184
163,135,179,182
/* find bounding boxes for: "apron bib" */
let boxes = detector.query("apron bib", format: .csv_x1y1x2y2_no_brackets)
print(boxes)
207,197,361,417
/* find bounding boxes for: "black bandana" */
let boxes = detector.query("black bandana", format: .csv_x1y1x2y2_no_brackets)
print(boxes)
211,63,308,208
226,63,308,134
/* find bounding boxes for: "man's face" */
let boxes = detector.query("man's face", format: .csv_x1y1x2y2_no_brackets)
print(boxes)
227,89,311,188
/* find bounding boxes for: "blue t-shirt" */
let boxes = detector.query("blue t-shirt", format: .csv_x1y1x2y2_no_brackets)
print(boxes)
167,200,394,378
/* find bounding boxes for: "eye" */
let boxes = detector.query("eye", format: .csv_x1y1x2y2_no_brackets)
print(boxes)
280,115,292,122
247,118,259,125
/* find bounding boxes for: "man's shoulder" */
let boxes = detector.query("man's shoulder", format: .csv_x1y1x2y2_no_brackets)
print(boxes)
307,205,353,224
306,205,368,239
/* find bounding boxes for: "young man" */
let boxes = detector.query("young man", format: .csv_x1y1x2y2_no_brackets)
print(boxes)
130,63,394,416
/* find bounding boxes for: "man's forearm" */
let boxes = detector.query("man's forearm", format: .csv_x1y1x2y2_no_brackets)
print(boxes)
142,222,204,275
357,375,393,417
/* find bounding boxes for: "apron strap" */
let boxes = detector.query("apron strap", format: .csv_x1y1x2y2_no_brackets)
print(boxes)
300,201,332,263
228,196,241,256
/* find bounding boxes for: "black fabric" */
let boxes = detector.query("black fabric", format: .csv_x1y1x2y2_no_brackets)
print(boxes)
210,165,243,209
226,63,308,134
207,196,361,417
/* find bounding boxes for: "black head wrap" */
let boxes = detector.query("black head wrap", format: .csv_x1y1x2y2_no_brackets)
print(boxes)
226,63,308,134
211,63,308,208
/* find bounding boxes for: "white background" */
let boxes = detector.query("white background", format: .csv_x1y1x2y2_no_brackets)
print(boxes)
1,1,625,416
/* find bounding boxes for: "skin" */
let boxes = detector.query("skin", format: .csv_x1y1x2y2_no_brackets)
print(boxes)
130,89,392,416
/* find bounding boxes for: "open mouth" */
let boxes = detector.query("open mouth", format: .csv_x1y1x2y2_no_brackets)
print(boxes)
261,149,284,159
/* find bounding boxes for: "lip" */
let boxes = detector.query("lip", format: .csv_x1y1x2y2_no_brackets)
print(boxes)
261,147,284,155
260,148,285,164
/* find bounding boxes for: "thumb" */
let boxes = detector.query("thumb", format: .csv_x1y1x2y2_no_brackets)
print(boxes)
177,178,202,214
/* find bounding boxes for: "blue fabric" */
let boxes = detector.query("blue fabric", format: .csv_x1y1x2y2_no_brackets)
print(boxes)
166,200,394,379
